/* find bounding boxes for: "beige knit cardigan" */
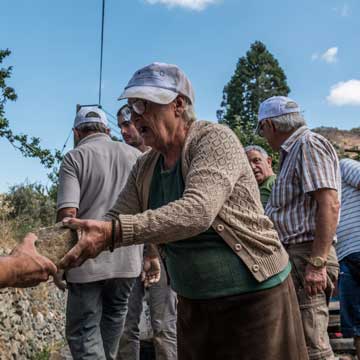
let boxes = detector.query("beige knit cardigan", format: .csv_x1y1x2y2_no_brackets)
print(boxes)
107,121,288,282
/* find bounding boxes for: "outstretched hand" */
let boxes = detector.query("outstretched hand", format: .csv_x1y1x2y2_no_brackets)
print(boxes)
59,218,112,269
141,256,161,288
9,233,57,288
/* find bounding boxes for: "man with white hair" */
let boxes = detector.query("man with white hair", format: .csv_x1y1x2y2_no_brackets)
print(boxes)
245,145,276,207
257,96,340,360
56,106,146,360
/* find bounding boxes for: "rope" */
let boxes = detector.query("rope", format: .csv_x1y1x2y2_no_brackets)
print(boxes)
102,108,120,127
98,0,106,105
101,108,123,139
60,128,73,155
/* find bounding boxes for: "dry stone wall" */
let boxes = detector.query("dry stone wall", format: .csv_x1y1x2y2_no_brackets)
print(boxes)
0,277,66,359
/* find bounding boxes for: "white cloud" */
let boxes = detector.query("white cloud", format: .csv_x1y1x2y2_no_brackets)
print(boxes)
327,80,360,106
144,0,220,11
321,47,338,63
312,47,338,63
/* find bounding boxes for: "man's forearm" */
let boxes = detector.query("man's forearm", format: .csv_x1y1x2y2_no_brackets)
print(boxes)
0,257,17,288
56,207,77,222
312,192,340,259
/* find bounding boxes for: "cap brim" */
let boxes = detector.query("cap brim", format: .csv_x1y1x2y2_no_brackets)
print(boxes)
118,86,178,105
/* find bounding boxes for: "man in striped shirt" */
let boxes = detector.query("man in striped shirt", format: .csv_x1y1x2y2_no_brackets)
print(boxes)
336,158,360,359
257,96,341,360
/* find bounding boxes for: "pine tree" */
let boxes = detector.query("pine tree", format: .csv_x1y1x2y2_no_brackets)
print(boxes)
217,41,290,133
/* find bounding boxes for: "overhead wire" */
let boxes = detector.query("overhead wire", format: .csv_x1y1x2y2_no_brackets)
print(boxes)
98,0,106,106
102,107,120,127
95,0,122,139
94,0,123,140
60,128,73,155
57,0,123,158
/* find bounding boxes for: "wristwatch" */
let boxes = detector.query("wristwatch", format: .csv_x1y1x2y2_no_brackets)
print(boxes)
307,256,327,269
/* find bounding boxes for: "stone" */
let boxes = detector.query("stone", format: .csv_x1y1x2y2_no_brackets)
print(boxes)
34,222,78,265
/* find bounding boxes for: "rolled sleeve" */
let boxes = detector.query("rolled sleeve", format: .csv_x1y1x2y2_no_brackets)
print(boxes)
300,139,340,194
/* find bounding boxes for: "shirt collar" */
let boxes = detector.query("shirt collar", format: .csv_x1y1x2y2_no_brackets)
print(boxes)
77,133,110,147
280,125,309,154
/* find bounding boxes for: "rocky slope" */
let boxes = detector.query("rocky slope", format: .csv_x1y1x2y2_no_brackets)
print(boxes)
313,127,360,158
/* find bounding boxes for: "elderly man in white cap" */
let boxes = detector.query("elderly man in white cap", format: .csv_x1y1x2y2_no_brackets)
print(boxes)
56,106,149,360
60,64,309,360
257,96,340,360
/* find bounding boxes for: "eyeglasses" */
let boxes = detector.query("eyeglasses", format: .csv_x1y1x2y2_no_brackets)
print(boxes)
257,123,265,137
128,99,148,116
257,121,268,137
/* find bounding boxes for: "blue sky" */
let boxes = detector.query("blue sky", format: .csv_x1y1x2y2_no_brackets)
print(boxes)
0,0,359,192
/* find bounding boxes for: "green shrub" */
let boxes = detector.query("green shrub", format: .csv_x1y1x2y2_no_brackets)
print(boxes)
3,182,56,239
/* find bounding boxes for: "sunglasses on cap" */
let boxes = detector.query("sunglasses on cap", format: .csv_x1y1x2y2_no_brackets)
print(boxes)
118,104,132,122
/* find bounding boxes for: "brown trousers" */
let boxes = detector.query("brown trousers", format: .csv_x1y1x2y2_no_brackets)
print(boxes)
177,276,308,360
286,243,339,360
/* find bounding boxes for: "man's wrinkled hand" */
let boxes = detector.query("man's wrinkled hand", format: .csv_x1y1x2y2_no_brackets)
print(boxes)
141,256,161,288
59,218,112,269
10,233,57,288
304,264,327,296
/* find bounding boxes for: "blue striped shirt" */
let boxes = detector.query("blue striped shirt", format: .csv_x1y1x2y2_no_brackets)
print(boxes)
265,126,341,244
336,158,360,261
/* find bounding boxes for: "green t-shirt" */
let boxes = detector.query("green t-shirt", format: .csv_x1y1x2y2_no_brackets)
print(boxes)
259,175,276,209
148,157,290,300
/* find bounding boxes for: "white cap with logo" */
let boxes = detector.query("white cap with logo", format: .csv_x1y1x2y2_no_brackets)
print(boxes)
74,106,108,128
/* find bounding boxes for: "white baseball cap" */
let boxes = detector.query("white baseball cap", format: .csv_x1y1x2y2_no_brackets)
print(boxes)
118,62,195,105
255,96,300,134
74,106,108,128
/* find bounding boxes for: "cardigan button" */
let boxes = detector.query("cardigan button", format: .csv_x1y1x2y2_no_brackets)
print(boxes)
234,244,242,251
216,224,224,232
252,264,260,272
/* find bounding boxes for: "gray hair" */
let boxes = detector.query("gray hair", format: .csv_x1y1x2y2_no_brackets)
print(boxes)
245,145,269,158
270,112,306,132
75,122,108,133
182,102,197,126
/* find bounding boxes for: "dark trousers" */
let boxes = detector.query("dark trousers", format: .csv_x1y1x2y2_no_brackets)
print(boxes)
117,259,177,360
66,278,136,360
339,252,360,338
177,276,308,360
